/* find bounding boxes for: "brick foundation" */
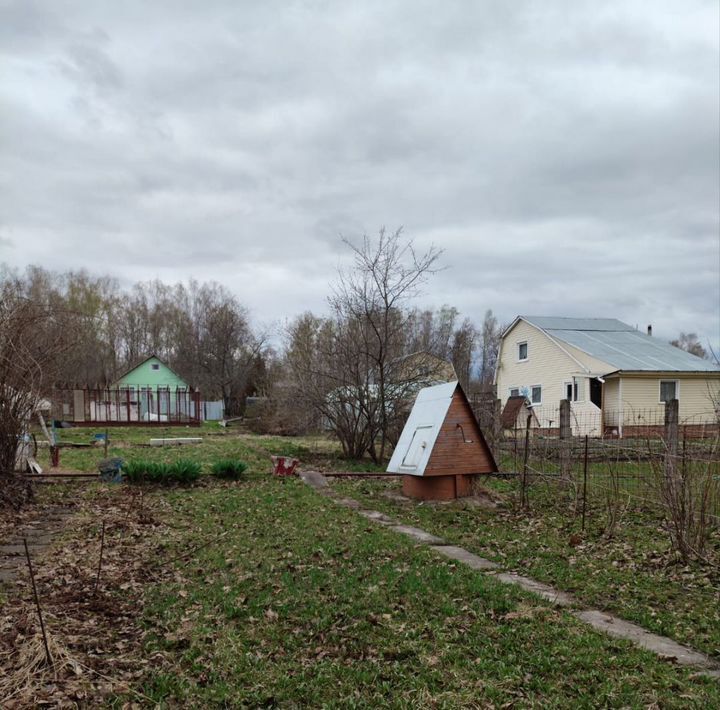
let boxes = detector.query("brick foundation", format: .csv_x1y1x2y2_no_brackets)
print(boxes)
402,474,478,501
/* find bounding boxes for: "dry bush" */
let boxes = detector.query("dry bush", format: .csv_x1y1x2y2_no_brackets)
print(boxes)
0,285,77,508
652,436,719,562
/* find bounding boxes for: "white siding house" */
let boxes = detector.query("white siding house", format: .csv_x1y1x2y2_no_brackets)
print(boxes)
495,316,720,437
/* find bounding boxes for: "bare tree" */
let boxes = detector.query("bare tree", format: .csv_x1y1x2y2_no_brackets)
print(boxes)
282,313,378,457
330,227,443,461
451,317,477,392
479,309,501,385
670,332,708,360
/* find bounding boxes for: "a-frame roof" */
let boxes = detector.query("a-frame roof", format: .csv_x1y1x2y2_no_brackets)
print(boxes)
387,381,497,476
113,354,191,387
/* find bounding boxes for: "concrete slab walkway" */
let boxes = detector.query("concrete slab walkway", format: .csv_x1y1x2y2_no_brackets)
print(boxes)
300,470,720,678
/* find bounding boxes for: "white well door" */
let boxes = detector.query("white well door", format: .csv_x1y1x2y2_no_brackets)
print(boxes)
400,425,433,470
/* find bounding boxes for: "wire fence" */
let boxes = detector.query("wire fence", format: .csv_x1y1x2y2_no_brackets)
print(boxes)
471,396,719,442
471,397,720,525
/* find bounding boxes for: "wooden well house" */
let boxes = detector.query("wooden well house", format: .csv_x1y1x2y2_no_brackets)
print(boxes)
387,381,498,500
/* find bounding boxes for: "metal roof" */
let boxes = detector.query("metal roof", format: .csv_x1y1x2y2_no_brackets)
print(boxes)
521,316,635,332
520,316,720,373
386,381,457,476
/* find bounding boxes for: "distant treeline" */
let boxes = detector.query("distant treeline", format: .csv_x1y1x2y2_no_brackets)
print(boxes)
0,257,502,420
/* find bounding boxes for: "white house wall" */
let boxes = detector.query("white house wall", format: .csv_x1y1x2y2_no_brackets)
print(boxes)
616,375,719,426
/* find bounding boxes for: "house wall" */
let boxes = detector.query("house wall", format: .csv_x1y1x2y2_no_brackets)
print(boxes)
495,319,613,433
616,374,719,427
602,378,621,426
116,356,189,389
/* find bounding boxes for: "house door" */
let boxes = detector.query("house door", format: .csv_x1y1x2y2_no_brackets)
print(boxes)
400,425,433,470
590,379,602,408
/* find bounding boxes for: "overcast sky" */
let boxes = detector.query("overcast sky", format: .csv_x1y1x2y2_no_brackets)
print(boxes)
1,1,718,348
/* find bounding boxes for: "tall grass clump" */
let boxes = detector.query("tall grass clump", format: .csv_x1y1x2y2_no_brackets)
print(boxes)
170,459,202,484
122,459,200,485
210,459,247,480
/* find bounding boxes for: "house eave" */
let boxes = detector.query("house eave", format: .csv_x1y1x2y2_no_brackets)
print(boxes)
610,370,720,378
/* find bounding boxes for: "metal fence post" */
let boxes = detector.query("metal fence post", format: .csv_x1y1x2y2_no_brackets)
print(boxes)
581,435,588,531
664,398,679,483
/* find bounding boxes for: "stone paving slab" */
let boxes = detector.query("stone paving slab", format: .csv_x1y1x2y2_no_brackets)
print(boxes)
494,572,576,607
574,609,720,671
431,545,499,571
0,544,28,556
357,510,394,524
0,507,72,587
0,568,17,583
389,524,445,545
332,496,362,509
300,471,330,490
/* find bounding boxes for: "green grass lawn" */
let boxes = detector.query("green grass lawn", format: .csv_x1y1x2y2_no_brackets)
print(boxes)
34,423,384,475
331,476,720,660
17,425,718,703
130,477,719,706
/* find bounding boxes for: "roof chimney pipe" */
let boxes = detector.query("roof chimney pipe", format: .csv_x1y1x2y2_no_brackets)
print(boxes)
647,324,652,337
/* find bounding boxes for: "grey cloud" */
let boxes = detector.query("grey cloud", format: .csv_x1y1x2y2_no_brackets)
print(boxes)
0,0,717,348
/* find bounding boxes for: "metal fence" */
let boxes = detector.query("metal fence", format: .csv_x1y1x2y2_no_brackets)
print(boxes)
52,386,203,426
488,401,720,523
469,394,720,444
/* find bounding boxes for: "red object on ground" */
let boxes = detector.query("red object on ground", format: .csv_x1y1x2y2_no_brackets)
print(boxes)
271,456,299,476
50,446,60,468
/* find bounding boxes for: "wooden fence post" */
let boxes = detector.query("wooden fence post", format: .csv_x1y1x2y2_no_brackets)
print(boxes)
521,413,532,510
559,398,572,484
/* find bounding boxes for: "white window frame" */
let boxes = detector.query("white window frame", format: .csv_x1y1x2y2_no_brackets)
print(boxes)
563,380,582,403
517,341,528,362
530,384,542,405
659,379,679,404
509,387,521,398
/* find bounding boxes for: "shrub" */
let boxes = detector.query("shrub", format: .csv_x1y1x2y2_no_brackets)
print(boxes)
122,459,200,485
210,459,248,480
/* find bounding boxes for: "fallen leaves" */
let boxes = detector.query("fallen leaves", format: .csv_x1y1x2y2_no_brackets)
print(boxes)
0,483,181,706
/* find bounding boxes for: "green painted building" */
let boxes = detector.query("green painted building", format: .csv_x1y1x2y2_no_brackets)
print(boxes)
115,355,190,390
113,355,195,421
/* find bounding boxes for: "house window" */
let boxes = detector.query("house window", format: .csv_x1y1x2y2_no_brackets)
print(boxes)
531,385,542,405
659,380,678,403
564,380,581,402
518,342,528,361
509,388,520,398
151,363,160,371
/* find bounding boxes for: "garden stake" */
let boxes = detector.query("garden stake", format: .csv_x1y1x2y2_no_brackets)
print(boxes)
581,435,588,531
94,520,106,596
104,427,109,458
23,538,53,669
